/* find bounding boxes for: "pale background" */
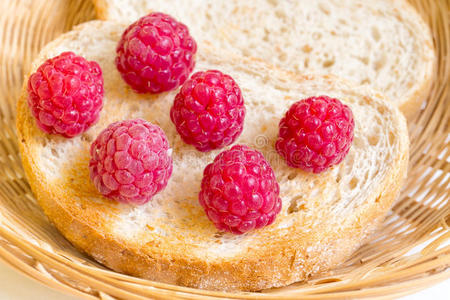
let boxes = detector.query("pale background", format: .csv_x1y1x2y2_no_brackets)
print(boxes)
0,260,448,300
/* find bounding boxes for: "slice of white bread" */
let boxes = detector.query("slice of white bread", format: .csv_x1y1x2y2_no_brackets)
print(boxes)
17,21,409,291
93,0,436,121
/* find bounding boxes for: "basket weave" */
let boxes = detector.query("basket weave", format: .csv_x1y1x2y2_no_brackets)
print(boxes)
0,0,448,299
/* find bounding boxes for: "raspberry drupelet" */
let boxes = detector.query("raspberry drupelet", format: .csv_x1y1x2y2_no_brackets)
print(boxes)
276,95,354,173
116,12,197,93
170,70,246,152
27,51,104,137
89,119,173,205
199,145,282,234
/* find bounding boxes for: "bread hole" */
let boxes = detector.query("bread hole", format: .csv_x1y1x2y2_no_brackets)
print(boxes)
389,132,395,145
371,26,381,42
267,0,277,6
81,133,93,143
287,196,306,214
364,171,369,182
265,106,275,114
349,177,358,190
287,202,306,214
358,56,369,65
353,137,364,148
214,232,224,238
40,138,48,147
385,82,393,92
302,45,312,53
361,78,371,85
377,105,386,114
51,148,59,158
336,173,342,183
374,54,387,71
345,154,354,166
275,10,286,19
304,58,309,68
318,3,330,15
338,19,347,25
206,12,212,20
375,117,382,126
322,59,335,68
375,195,381,203
312,32,322,40
261,75,270,84
263,28,270,42
280,26,288,34
274,84,291,92
368,135,379,146
287,172,297,180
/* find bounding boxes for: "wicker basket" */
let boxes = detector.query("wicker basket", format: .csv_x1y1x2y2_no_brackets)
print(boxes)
0,0,448,299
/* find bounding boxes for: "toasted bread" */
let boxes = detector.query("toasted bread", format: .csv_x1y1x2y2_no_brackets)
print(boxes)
17,21,409,291
93,0,436,121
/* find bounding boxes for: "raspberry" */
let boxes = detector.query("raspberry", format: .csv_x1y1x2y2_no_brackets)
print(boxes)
27,52,104,137
275,96,354,173
170,70,245,152
89,119,173,205
115,12,197,93
199,145,282,234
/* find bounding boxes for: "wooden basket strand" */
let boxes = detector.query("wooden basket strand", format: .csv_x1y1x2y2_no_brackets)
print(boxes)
0,0,448,299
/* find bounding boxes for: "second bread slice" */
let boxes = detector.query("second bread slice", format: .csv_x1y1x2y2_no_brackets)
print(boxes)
94,0,436,120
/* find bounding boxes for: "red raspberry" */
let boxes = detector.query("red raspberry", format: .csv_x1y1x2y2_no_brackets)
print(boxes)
276,96,354,173
199,145,282,234
116,12,197,93
27,52,104,137
89,119,173,205
170,70,245,152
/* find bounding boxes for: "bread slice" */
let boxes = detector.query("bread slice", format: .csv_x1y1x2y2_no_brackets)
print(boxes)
17,21,409,291
93,0,436,121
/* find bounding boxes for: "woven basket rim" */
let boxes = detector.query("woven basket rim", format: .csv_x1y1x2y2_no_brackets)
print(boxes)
0,0,448,299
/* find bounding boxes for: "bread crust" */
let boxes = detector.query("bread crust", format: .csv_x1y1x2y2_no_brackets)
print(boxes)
16,21,409,291
93,0,109,20
17,126,408,291
393,0,436,121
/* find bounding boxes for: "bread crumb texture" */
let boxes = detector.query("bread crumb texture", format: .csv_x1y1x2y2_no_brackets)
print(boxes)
95,0,436,119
